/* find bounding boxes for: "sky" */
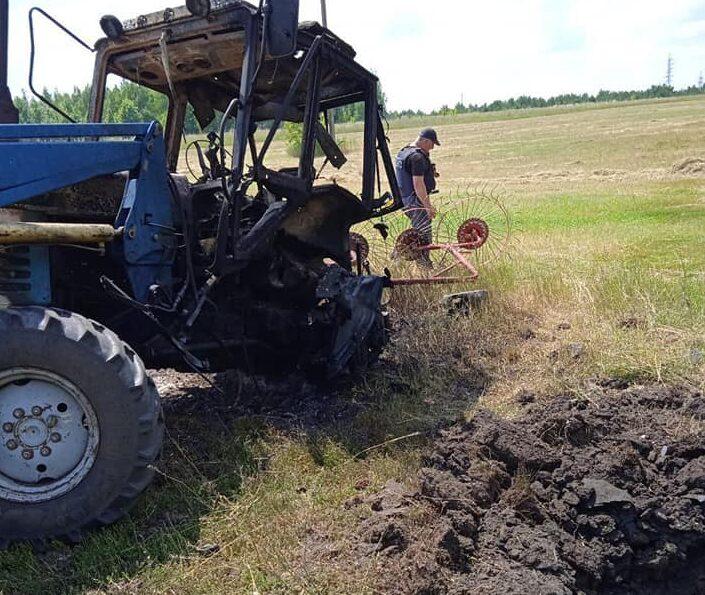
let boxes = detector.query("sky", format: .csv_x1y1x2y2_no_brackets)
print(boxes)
6,0,705,112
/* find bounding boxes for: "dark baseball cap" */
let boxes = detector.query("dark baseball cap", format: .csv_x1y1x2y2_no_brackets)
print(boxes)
419,128,441,146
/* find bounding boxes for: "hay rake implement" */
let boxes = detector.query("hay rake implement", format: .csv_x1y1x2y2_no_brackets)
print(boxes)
352,187,513,287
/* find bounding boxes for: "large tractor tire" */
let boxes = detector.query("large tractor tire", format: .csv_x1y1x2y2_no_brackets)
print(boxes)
0,307,164,547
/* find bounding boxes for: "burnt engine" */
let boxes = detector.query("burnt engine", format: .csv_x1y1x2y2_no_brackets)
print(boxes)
27,175,388,378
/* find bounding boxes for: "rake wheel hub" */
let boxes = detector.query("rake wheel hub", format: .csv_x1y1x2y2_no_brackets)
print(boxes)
395,229,425,261
457,218,489,249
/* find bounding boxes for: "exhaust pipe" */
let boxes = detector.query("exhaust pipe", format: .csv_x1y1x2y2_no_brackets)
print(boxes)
0,0,19,124
0,222,121,245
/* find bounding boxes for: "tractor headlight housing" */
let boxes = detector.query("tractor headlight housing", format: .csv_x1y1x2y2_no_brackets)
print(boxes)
186,0,211,17
100,15,124,39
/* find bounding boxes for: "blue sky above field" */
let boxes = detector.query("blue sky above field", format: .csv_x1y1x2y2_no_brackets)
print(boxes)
6,0,705,112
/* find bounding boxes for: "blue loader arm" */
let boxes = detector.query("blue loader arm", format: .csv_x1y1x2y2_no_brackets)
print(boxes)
0,121,176,303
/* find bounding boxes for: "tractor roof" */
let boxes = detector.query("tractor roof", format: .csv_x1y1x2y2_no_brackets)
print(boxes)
96,2,376,128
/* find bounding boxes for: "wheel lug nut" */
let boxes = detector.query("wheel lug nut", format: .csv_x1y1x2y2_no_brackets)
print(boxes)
46,416,59,428
2,423,13,433
21,449,34,460
50,433,61,443
6,439,18,450
40,446,51,457
12,408,25,419
31,406,43,417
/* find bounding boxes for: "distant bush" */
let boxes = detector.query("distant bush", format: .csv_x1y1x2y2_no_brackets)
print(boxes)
283,122,306,157
283,122,358,159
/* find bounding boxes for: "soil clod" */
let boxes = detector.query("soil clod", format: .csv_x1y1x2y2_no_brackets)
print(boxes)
354,384,705,594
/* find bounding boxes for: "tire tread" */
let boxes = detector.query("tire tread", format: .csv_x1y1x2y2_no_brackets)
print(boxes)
0,307,164,546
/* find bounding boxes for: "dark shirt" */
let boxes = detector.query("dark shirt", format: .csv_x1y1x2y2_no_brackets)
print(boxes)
404,148,431,177
395,145,437,202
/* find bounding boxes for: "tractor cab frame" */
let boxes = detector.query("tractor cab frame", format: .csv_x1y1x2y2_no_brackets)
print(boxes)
24,0,402,280
33,1,401,212
2,0,403,374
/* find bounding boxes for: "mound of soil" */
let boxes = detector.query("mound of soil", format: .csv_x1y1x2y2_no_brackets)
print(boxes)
672,158,705,176
355,384,705,594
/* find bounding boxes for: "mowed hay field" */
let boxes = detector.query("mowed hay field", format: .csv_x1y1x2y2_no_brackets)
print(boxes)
2,96,705,594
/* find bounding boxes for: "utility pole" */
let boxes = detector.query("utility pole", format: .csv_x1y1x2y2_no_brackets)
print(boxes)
320,0,335,140
666,54,674,87
0,0,19,123
699,71,704,89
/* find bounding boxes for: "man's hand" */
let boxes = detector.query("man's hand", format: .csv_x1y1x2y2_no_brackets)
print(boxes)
413,175,435,218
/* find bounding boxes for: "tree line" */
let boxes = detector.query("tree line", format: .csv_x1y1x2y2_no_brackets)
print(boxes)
13,82,200,131
13,81,705,130
387,84,705,119
13,80,387,131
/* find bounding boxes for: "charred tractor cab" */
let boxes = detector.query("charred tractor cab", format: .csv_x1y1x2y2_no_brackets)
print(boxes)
0,0,402,545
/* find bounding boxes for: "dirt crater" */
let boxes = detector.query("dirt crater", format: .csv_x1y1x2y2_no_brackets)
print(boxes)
354,383,705,594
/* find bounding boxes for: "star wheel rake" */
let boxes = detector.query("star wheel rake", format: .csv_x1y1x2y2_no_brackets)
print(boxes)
351,186,513,286
352,206,449,280
434,186,513,267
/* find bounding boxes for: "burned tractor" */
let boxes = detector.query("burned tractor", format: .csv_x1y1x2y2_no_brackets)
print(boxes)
0,0,404,545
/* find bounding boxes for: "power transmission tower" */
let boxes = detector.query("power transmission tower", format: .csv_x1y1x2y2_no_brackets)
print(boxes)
699,71,704,89
666,54,673,87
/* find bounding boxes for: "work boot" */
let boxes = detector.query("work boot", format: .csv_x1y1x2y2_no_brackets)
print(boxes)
417,253,434,271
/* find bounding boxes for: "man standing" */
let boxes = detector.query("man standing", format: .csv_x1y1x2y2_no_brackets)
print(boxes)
394,128,441,267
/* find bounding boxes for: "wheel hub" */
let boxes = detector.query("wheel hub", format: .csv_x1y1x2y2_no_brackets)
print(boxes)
15,417,49,448
394,229,425,261
457,218,490,250
0,369,99,503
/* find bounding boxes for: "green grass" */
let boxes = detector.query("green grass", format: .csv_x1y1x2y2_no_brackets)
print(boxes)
482,183,705,383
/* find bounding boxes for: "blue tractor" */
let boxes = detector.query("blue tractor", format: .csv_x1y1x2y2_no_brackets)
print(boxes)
0,0,402,545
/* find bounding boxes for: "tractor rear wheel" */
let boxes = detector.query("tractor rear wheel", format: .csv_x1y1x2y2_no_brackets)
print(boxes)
0,307,163,547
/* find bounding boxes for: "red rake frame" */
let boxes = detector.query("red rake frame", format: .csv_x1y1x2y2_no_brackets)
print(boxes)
352,186,513,287
390,227,482,286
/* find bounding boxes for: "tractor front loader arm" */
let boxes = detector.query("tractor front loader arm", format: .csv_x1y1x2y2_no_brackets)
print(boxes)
0,121,176,302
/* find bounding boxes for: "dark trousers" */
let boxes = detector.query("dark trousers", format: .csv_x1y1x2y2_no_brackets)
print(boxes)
402,194,433,266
